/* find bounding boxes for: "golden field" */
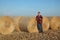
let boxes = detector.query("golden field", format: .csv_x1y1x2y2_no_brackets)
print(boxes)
0,16,60,40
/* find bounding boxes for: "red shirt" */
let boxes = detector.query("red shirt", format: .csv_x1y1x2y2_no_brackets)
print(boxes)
36,15,43,24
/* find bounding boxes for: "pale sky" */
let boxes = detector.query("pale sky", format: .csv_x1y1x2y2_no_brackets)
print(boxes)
0,0,60,16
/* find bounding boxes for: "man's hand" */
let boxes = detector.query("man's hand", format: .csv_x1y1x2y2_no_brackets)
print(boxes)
39,21,42,23
39,18,41,20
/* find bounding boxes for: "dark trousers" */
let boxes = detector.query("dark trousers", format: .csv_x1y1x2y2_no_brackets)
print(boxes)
37,23,43,32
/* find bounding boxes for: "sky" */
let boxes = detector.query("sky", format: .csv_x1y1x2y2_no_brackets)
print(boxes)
0,0,60,16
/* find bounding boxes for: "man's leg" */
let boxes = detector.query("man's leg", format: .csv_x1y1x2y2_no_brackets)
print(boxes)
37,23,43,32
39,24,43,32
37,23,40,32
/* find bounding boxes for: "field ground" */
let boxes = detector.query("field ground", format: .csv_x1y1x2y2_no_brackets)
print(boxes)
0,29,60,40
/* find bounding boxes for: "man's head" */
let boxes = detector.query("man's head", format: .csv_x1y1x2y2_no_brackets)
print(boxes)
37,12,40,16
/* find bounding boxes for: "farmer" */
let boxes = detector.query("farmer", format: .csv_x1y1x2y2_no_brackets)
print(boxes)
36,12,43,32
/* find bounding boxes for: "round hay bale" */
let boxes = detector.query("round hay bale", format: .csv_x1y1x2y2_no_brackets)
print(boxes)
51,16,60,30
42,17,50,32
27,17,50,33
18,17,32,32
0,16,15,35
27,17,39,33
13,16,23,32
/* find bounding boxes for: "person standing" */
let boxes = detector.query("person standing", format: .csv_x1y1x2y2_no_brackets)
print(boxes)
36,12,43,32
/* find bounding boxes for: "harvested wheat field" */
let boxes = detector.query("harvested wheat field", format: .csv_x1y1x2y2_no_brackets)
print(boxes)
0,30,60,40
0,16,60,40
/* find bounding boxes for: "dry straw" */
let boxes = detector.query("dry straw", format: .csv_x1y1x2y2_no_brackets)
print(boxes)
0,16,23,35
27,17,39,33
51,16,60,30
13,16,23,32
42,17,50,32
0,16,15,35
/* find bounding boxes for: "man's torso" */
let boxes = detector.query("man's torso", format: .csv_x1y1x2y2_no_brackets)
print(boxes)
36,15,43,24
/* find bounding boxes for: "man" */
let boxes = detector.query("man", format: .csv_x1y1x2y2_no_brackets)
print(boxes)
36,12,43,32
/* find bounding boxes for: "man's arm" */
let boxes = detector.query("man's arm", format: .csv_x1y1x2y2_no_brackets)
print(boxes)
36,16,38,21
39,15,43,23
41,15,43,18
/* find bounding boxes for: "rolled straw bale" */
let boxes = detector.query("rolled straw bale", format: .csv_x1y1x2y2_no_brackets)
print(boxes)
27,17,50,33
51,16,60,30
42,17,50,32
13,16,23,32
27,17,39,33
12,16,32,32
0,16,15,35
18,16,32,32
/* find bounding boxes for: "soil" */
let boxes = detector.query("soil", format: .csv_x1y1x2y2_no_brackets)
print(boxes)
0,30,60,40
